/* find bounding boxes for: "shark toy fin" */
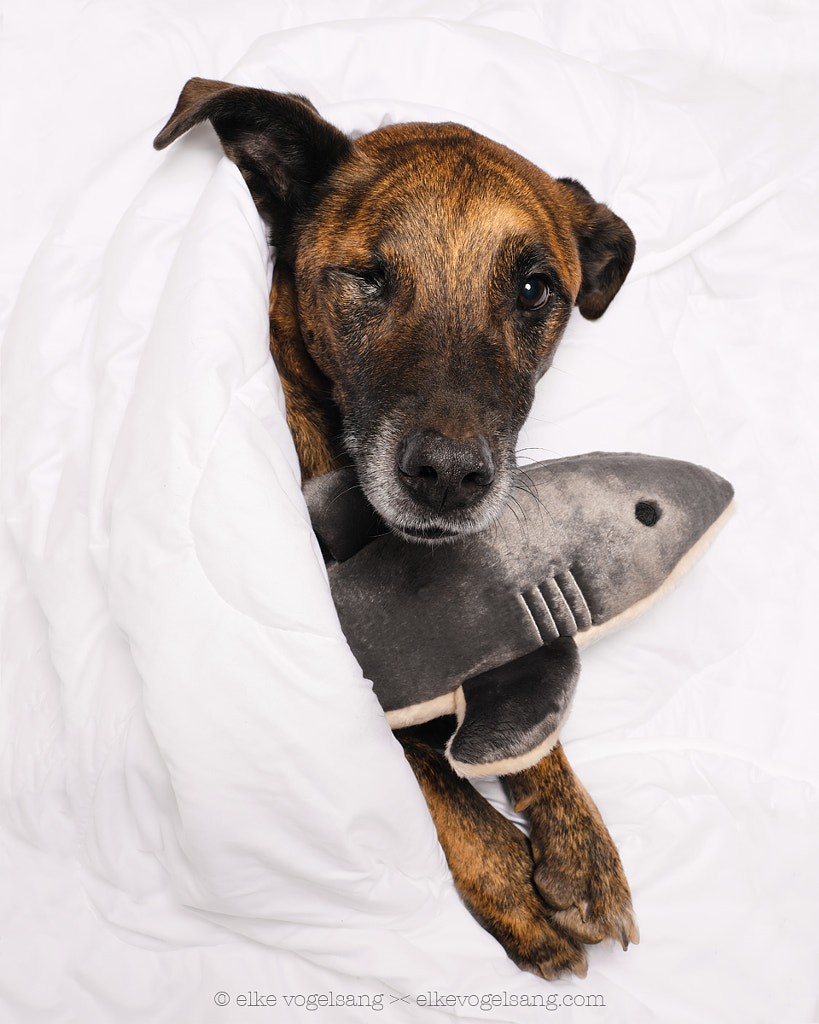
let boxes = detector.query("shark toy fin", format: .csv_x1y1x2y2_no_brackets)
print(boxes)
447,637,580,778
303,466,386,562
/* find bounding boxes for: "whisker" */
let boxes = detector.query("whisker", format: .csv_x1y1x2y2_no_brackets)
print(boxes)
515,445,561,461
512,469,557,531
492,514,512,553
323,479,365,511
504,495,525,531
513,469,537,499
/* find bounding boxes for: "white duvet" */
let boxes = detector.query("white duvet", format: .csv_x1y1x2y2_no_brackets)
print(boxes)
2,3,818,1022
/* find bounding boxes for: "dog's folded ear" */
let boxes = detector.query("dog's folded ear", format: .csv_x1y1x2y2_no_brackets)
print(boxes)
556,177,636,321
154,78,352,243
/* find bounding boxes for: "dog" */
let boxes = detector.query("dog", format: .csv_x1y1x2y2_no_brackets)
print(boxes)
155,78,638,979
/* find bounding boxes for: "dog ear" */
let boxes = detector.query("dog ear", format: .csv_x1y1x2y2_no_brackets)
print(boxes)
154,78,352,242
556,177,635,321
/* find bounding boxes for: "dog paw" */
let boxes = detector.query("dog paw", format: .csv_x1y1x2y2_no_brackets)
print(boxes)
471,892,589,980
504,745,639,955
536,855,639,950
528,796,639,950
398,730,596,979
511,921,590,981
457,828,593,979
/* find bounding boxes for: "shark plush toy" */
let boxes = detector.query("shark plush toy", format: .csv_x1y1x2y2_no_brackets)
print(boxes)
304,453,734,778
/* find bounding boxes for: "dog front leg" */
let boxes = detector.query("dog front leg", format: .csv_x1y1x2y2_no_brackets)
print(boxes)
503,744,639,951
395,730,588,979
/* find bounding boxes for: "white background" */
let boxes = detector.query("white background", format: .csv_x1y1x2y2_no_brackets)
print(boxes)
2,3,818,1022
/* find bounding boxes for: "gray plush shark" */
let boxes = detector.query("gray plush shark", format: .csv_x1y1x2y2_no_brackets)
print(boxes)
304,453,734,778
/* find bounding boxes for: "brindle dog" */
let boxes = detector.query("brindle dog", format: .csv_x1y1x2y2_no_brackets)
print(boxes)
155,78,639,979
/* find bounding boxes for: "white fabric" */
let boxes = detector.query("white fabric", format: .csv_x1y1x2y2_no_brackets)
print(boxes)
2,2,818,1022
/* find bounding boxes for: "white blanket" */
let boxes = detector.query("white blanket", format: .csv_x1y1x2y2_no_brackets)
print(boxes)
2,3,818,1022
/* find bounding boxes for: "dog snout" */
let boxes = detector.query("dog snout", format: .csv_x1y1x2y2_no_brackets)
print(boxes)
398,430,495,512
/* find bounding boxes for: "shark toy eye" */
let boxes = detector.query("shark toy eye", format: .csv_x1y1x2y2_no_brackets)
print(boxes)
635,500,661,526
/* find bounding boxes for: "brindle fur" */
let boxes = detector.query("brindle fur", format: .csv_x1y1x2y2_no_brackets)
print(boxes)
155,78,638,977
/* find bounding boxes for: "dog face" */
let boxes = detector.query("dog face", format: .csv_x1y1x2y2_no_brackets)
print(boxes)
155,80,635,541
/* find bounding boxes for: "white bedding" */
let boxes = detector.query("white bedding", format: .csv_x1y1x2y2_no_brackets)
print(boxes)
2,3,818,1022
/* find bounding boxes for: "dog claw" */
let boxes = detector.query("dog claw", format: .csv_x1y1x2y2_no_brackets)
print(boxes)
523,941,588,982
619,918,640,950
572,957,588,980
539,958,587,981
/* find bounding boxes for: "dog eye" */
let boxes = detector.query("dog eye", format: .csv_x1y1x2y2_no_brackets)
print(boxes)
518,275,551,311
345,267,388,298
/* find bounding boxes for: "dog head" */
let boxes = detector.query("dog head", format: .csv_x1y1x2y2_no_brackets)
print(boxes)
155,79,635,542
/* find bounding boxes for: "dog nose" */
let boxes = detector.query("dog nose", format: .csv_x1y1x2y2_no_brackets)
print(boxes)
398,430,495,511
